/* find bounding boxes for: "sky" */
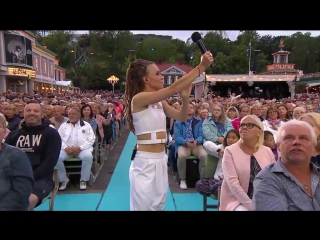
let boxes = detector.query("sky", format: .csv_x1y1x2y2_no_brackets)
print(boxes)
75,30,320,41
130,30,320,41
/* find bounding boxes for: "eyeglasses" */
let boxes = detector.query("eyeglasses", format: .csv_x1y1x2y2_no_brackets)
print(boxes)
239,123,261,130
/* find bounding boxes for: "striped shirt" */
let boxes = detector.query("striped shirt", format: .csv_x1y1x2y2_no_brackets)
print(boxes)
253,159,320,211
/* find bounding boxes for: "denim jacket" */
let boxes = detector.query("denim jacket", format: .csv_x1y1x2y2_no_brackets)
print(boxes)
202,117,234,144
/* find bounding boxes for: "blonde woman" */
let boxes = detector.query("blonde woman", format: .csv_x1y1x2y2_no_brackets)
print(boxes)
293,107,306,120
0,113,10,141
299,112,320,167
226,106,239,121
219,115,276,211
250,103,264,121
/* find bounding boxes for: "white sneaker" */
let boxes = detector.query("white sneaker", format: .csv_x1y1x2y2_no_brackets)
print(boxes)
180,180,188,190
59,178,69,191
80,181,86,190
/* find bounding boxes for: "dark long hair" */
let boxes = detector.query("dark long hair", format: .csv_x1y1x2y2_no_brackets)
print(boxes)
124,59,154,133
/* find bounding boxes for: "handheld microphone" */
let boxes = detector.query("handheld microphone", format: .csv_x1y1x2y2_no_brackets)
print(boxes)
191,32,214,68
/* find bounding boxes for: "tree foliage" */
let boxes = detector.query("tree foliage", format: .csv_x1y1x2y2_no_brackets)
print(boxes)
31,30,320,90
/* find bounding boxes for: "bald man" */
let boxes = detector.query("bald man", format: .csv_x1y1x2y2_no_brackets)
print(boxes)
50,105,69,130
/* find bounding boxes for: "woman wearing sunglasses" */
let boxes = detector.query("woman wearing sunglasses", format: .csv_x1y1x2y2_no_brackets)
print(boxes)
219,115,276,211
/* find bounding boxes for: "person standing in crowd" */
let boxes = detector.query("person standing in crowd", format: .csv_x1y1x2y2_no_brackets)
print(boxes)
0,114,34,211
124,52,213,211
253,120,320,211
5,100,61,211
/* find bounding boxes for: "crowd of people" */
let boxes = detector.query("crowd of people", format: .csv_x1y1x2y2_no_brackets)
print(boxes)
166,91,320,210
0,90,125,210
1,62,320,211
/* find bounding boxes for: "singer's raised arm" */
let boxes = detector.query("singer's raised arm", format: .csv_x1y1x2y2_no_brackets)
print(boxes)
162,97,189,122
131,51,213,109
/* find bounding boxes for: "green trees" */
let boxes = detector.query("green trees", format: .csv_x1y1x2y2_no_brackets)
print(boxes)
32,30,320,91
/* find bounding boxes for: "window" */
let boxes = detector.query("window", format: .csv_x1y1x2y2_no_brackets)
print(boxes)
50,64,53,75
44,60,47,73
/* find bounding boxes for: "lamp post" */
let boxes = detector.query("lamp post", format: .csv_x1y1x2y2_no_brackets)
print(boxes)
129,50,136,62
253,49,261,73
107,75,119,93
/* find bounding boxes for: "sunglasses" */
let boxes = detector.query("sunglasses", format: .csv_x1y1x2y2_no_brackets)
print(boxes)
239,123,261,130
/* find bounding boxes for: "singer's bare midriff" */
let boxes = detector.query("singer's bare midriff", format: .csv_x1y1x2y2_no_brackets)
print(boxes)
136,131,167,153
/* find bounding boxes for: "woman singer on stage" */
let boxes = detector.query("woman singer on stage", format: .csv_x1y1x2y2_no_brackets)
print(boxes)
124,51,214,211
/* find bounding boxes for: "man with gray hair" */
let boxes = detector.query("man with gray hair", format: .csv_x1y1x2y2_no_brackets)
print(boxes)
253,120,320,211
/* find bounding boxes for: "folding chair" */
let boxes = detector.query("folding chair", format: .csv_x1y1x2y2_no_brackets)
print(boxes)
38,169,59,211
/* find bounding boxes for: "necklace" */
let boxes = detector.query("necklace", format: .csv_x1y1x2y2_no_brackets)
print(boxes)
303,185,309,190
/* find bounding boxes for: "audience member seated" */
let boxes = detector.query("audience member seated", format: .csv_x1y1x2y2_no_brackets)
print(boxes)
202,103,234,154
0,114,34,211
292,107,306,120
202,103,234,177
200,108,208,121
263,131,279,161
260,105,268,121
0,113,10,141
231,105,250,130
56,107,96,191
81,104,98,132
43,105,54,122
5,101,61,211
253,120,320,211
89,102,111,147
276,104,291,122
174,101,206,190
226,106,239,121
4,104,20,131
300,113,320,167
16,102,25,119
262,107,284,142
203,129,240,181
50,105,69,130
219,115,275,211
250,104,264,121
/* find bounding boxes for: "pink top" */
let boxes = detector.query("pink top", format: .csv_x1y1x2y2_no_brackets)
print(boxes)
231,118,241,130
220,143,275,211
115,104,123,120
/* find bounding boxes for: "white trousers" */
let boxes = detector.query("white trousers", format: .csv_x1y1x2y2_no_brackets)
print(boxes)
203,141,224,180
129,151,168,211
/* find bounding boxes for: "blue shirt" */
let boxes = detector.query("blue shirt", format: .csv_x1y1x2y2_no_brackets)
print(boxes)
185,117,194,142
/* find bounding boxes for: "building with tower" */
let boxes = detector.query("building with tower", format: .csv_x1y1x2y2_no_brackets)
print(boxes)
262,39,299,75
155,59,202,96
192,39,299,99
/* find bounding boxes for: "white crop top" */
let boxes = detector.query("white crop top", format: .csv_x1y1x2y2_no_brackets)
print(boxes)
131,96,167,144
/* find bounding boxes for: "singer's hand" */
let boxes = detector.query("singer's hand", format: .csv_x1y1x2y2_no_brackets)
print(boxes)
180,83,193,99
199,51,214,71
